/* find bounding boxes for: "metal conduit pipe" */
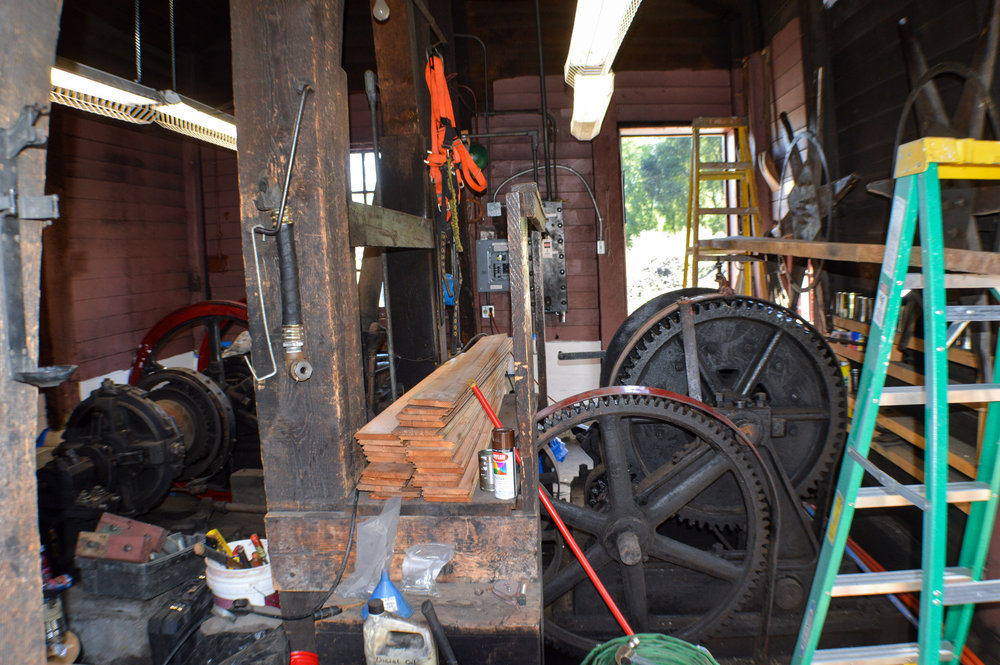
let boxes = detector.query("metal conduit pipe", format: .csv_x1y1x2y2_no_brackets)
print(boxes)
463,130,539,197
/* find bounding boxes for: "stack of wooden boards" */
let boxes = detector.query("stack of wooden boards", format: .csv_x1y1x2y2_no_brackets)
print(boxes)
355,334,512,502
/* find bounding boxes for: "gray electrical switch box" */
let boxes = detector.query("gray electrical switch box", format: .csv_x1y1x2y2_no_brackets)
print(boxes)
476,239,510,292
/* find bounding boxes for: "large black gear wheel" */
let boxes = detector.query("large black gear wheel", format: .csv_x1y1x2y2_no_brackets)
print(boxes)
606,295,846,527
536,388,770,654
600,287,715,386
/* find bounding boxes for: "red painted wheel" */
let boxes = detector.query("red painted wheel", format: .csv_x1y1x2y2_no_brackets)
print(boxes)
129,301,248,385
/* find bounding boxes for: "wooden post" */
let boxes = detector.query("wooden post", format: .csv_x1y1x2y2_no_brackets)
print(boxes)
593,102,629,347
229,1,365,513
0,2,64,662
372,0,444,390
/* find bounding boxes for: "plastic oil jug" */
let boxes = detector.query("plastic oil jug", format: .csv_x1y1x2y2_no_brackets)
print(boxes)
364,598,438,665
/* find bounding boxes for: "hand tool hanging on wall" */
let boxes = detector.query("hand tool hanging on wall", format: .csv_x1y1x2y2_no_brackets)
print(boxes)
425,53,487,353
251,83,314,382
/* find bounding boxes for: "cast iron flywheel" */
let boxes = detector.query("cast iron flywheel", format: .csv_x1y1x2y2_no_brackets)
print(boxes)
536,387,770,654
603,294,846,527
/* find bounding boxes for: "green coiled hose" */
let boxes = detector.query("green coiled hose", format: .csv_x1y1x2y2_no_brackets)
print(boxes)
581,634,720,665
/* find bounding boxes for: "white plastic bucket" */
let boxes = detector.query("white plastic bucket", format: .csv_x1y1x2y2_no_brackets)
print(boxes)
204,538,279,608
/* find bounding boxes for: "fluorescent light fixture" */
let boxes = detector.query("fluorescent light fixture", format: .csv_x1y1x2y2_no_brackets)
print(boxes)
564,0,643,140
570,73,615,140
48,59,236,151
49,58,158,124
156,90,237,151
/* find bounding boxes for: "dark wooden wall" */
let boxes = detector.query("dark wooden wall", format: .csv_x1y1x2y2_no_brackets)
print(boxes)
41,106,241,421
198,146,244,301
826,0,991,245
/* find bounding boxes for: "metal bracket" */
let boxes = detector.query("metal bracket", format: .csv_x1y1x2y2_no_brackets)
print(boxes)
0,105,75,387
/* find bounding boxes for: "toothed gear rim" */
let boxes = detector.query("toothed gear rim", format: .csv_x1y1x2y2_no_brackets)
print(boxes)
600,287,715,387
611,295,846,526
536,389,770,654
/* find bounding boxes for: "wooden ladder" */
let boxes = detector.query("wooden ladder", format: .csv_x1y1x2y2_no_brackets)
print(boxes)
683,116,763,296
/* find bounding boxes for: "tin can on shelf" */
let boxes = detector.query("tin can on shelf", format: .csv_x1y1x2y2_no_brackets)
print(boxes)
478,449,494,492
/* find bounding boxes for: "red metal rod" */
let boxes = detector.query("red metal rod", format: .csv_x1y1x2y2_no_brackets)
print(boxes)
469,382,503,429
539,485,634,636
468,383,634,636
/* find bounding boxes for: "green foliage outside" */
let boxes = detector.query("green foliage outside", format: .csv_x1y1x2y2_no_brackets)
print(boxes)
620,134,727,246
620,133,728,312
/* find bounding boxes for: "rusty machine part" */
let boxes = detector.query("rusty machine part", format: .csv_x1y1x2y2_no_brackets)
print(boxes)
602,293,847,527
38,380,186,518
130,300,261,471
38,369,238,572
137,368,236,480
535,387,771,652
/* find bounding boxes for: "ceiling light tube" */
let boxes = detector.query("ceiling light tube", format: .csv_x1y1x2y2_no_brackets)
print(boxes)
564,0,643,140
50,57,160,124
156,90,237,150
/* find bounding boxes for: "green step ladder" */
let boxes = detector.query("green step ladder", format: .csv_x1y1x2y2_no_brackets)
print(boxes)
792,137,1000,665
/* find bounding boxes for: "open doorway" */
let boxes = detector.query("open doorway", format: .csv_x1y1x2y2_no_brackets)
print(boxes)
619,127,728,313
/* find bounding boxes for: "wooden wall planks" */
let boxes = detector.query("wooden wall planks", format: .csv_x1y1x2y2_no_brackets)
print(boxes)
41,106,242,422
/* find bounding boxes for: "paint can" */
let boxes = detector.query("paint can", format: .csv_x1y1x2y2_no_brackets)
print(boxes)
478,449,494,492
491,428,517,500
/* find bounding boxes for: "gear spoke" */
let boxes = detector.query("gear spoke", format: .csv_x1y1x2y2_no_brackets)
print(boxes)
647,534,744,581
544,541,611,600
621,561,650,633
734,329,782,396
549,499,607,536
597,414,636,508
609,294,847,503
642,449,730,526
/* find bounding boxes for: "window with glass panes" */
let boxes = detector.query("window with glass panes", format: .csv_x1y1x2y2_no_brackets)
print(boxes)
350,151,377,204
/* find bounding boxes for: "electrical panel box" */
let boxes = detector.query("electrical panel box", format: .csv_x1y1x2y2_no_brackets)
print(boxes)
541,201,568,313
476,239,510,293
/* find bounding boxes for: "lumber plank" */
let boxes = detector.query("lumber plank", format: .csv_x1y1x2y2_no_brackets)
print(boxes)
699,236,1000,273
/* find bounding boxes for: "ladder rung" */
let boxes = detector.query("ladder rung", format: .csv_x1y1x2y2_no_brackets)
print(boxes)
879,383,1000,405
697,171,752,181
904,273,1000,289
698,161,752,171
855,481,992,508
812,642,954,665
944,578,1000,605
697,207,757,216
832,567,971,597
946,305,1000,321
692,116,747,129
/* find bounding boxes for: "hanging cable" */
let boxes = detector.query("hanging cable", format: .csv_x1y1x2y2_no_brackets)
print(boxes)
133,0,142,82
169,0,176,91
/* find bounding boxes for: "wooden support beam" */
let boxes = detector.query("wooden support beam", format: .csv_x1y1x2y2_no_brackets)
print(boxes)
0,2,64,662
348,202,434,248
230,0,365,518
507,184,543,515
593,102,628,347
372,0,443,389
699,235,1000,273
